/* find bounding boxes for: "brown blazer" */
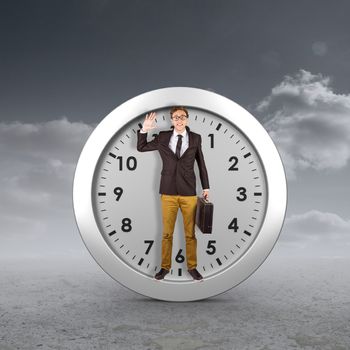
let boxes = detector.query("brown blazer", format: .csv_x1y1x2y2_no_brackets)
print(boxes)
137,126,210,196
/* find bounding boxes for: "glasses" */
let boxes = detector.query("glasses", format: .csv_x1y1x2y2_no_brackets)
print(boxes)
171,115,188,121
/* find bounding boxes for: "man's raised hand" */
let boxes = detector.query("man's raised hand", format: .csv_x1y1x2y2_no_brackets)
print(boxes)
142,112,157,132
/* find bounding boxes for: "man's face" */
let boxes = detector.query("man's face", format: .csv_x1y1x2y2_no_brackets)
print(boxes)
171,109,188,133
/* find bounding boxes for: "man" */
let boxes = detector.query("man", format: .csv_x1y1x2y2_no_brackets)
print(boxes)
137,106,210,281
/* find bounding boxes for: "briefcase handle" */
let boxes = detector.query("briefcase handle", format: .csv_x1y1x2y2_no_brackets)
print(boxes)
201,196,210,204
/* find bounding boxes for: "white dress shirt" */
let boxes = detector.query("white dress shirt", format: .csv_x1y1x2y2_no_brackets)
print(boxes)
168,129,189,157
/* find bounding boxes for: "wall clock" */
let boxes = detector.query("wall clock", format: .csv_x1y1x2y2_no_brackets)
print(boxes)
73,87,287,301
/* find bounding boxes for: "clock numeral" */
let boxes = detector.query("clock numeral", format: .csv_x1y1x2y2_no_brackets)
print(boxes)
121,218,132,232
228,217,239,232
206,240,216,255
113,187,123,201
144,240,154,255
208,133,214,148
117,156,137,171
228,156,239,171
175,249,185,263
236,187,247,201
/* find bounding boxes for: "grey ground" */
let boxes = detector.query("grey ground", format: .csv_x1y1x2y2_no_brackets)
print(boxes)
1,251,349,350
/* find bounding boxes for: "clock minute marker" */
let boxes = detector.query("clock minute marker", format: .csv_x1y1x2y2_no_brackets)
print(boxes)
138,258,144,266
216,123,222,131
244,152,251,158
108,230,116,236
254,192,262,196
178,268,182,276
138,123,143,129
244,230,252,236
216,258,222,266
98,192,106,196
109,152,116,158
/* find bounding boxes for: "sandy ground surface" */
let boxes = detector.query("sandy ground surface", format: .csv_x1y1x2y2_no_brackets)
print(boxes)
0,252,349,350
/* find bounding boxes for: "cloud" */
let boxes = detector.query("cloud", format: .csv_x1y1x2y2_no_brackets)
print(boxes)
0,118,94,257
278,210,350,255
283,210,350,240
0,118,93,163
257,69,350,179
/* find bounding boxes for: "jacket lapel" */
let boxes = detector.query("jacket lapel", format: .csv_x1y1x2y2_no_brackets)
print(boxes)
163,130,178,160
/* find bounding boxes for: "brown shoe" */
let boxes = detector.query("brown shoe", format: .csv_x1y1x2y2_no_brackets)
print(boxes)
188,268,203,280
155,268,169,280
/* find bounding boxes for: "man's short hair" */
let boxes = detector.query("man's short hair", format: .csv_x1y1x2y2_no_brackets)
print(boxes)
170,106,189,118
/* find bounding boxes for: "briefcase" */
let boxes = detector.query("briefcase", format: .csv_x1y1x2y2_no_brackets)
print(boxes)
196,196,214,234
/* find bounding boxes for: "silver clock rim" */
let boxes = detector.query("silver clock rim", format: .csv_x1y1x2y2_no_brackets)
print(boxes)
73,87,287,301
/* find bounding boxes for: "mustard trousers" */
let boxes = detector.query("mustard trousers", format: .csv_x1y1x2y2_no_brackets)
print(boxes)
160,194,198,270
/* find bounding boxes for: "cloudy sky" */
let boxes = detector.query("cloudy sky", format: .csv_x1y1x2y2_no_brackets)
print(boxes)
1,0,349,259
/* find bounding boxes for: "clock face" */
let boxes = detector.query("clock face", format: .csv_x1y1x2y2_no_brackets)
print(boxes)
73,87,286,301
92,107,267,282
